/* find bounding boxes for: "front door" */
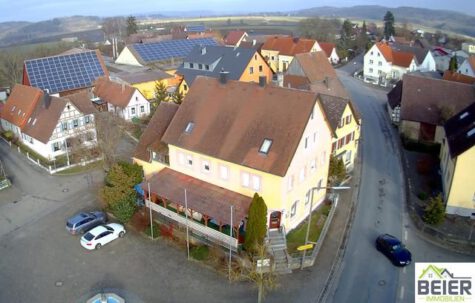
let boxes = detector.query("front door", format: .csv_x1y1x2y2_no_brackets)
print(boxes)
269,211,281,229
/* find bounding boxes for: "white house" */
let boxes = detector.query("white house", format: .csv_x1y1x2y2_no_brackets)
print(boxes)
93,77,150,121
457,56,475,77
319,42,340,64
364,42,417,86
0,84,97,160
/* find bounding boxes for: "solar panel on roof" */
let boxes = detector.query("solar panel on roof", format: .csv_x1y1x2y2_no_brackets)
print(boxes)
185,25,206,32
132,38,218,64
24,50,106,94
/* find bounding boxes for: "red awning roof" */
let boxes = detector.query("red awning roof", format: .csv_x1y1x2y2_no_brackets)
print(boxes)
144,168,252,226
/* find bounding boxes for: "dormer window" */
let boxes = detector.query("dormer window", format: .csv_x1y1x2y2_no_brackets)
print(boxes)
190,63,194,69
185,122,194,134
32,118,37,126
259,139,273,154
468,128,475,137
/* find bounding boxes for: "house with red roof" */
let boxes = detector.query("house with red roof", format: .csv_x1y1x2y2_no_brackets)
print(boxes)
457,56,475,78
224,30,248,47
363,42,417,86
319,42,340,64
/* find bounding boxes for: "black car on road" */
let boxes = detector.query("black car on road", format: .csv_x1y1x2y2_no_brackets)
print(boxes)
376,234,412,267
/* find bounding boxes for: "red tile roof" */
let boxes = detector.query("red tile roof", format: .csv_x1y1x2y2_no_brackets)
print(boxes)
468,56,475,71
1,84,43,129
262,36,318,56
442,71,475,85
392,51,415,68
319,42,336,58
93,77,141,109
376,42,393,62
224,30,247,46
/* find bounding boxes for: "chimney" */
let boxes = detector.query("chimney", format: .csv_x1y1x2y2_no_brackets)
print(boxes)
219,70,229,84
42,89,51,109
258,76,266,87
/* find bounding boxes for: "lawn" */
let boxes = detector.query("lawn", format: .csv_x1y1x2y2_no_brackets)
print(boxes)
286,203,332,253
54,160,103,175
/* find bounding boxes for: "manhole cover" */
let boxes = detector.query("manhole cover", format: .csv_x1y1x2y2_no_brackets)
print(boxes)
378,280,386,286
62,188,69,193
55,281,63,287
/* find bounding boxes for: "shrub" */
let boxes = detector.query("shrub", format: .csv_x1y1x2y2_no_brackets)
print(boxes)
2,130,14,141
109,192,137,223
190,245,209,261
244,193,268,253
145,222,160,239
329,155,346,185
423,194,445,225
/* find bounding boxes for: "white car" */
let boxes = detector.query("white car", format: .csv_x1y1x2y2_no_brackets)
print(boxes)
80,223,126,250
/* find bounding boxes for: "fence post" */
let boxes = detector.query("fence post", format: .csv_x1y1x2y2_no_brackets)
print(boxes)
17,146,20,153
37,159,40,165
9,141,11,147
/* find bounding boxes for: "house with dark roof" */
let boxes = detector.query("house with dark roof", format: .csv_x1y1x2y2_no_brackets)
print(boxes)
224,30,248,47
261,36,321,73
22,49,109,97
175,45,273,95
93,77,150,121
364,42,417,86
397,73,475,143
439,102,475,217
389,43,436,72
1,84,97,161
319,42,340,64
133,76,334,254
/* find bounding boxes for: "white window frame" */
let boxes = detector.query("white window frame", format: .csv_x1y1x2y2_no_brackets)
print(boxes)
219,165,229,180
288,175,294,191
252,175,261,192
305,189,312,205
291,201,298,217
202,160,210,173
241,172,250,188
299,167,306,182
131,107,136,115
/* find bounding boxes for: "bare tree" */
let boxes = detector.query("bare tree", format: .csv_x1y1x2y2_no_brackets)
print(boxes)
0,52,23,88
94,112,123,170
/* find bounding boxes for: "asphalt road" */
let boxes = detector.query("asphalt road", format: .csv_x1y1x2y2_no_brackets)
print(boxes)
329,66,473,303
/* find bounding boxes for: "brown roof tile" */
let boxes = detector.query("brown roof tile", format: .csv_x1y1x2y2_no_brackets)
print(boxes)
468,56,475,71
400,74,475,125
93,77,140,108
319,94,361,132
262,36,318,56
134,102,179,162
392,51,415,68
162,76,320,177
1,84,43,129
283,75,310,90
319,42,336,58
224,30,247,46
376,42,393,62
64,91,98,115
442,71,475,85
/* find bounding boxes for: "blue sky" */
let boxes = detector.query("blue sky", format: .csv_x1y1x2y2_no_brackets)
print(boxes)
0,0,474,22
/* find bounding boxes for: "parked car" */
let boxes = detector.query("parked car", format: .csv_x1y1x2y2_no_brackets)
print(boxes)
66,211,107,235
80,223,126,250
376,234,412,267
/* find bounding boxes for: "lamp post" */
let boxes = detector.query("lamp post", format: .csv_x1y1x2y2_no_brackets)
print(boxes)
301,185,350,269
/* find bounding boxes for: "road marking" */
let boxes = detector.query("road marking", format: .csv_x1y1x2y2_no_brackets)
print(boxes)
404,230,408,241
403,267,407,274
400,286,405,300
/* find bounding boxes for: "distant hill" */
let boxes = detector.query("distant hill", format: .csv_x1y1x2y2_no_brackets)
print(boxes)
295,5,475,37
0,16,101,47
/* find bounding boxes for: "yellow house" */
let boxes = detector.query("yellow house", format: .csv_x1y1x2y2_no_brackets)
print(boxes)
116,70,182,101
320,95,361,171
261,36,321,73
175,45,273,96
133,76,333,250
439,102,475,218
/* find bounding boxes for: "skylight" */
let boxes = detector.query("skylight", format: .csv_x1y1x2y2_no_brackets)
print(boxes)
468,128,475,137
459,112,469,120
185,122,195,134
259,139,273,154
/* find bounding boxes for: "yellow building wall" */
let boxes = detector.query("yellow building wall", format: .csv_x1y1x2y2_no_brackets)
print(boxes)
239,52,273,83
132,157,168,180
332,104,361,170
446,146,475,216
278,54,295,73
260,49,279,72
132,76,182,101
178,79,190,96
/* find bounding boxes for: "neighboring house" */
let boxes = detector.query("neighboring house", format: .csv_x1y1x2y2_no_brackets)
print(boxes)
1,84,97,160
461,42,475,55
432,47,451,72
439,102,475,218
261,36,321,73
363,42,417,86
390,43,436,72
133,76,334,250
457,56,475,77
320,94,361,171
387,80,403,125
93,77,150,121
22,49,109,97
319,42,340,64
115,38,219,67
442,71,475,85
224,30,248,47
114,70,181,100
284,52,349,98
397,73,475,143
175,45,273,95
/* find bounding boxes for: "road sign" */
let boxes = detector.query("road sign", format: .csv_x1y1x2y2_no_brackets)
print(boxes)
297,244,314,251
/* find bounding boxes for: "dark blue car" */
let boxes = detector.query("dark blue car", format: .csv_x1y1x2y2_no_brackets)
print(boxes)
376,234,412,267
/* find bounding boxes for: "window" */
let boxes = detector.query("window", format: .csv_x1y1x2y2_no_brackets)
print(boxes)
220,165,229,180
345,150,352,163
131,108,136,115
291,201,298,217
178,153,185,165
378,61,382,66
190,63,194,68
52,142,61,152
350,131,355,141
84,116,90,124
310,108,314,120
140,105,145,113
378,70,382,75
205,65,209,70
202,160,210,173
254,54,257,60
369,59,374,64
377,53,380,57
288,175,294,191
332,142,337,153
67,105,70,110
61,122,68,131
184,84,188,91
310,159,316,172
304,137,308,149
259,139,272,154
249,67,254,74
345,133,352,144
136,96,139,101
313,132,316,143
187,155,193,167
369,68,373,73
305,190,312,205
370,51,373,55
299,167,306,182
185,122,194,134
271,56,275,60
338,138,345,149
252,175,261,191
198,64,203,70
259,65,263,72
242,172,250,187
346,115,351,124
73,119,79,128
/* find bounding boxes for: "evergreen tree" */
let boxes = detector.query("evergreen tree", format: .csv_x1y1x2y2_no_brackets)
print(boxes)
449,56,458,72
126,16,138,37
423,194,445,225
172,90,184,105
153,81,168,108
341,19,353,42
244,193,268,253
328,155,346,185
383,11,395,40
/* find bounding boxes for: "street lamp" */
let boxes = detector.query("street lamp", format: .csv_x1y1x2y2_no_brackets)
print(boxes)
301,185,350,269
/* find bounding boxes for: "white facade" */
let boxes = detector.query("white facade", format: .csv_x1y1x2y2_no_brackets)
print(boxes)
457,58,475,77
107,89,150,121
328,48,340,65
115,46,143,66
418,52,437,72
363,44,392,85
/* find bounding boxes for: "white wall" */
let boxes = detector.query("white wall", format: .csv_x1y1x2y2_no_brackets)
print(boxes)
418,52,437,72
363,44,392,83
107,90,150,121
115,46,143,66
457,59,475,77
